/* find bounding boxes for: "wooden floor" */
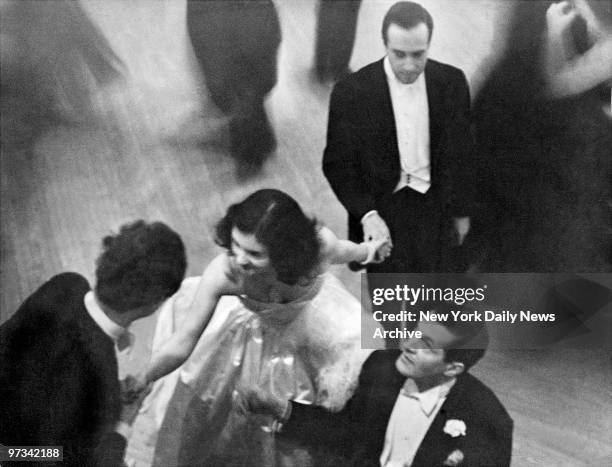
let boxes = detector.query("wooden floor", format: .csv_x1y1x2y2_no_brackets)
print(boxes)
1,1,610,465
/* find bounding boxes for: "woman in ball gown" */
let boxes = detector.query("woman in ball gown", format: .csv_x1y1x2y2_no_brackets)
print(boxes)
126,189,390,466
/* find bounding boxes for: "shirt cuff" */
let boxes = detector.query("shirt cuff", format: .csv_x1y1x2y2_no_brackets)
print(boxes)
360,210,378,224
271,401,293,433
360,241,377,265
114,421,132,439
281,400,292,422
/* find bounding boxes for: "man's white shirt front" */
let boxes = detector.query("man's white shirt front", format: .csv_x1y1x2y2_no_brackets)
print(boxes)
380,377,456,467
384,56,431,194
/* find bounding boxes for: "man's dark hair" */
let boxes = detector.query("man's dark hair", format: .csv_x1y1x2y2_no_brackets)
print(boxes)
95,220,186,313
424,301,488,371
215,189,320,285
382,1,433,44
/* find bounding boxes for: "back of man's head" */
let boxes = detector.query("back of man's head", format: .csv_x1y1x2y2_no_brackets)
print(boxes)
382,1,434,44
426,301,489,372
95,220,186,313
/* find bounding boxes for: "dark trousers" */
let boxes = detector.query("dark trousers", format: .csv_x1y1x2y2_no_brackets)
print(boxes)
368,186,453,274
315,0,361,80
186,0,281,115
366,187,455,347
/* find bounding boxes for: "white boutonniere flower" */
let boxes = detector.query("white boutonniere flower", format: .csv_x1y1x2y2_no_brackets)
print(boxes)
443,449,465,466
443,419,467,437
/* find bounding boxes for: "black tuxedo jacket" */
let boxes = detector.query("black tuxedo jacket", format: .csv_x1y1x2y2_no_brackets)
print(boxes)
281,350,513,467
322,58,476,243
0,273,126,466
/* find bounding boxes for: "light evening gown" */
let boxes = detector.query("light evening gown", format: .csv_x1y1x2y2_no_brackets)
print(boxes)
128,256,372,466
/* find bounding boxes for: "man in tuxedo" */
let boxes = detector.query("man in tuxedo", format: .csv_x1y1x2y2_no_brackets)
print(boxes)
0,220,186,466
239,303,513,466
314,0,362,82
323,1,475,273
186,0,281,175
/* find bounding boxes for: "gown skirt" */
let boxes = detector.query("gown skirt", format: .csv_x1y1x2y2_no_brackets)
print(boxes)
137,272,371,466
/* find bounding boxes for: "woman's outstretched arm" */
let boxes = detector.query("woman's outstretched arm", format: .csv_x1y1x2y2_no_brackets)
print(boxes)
318,226,391,265
143,253,238,384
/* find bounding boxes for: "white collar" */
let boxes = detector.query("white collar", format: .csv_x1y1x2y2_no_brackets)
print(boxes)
383,55,426,89
84,291,127,342
401,377,456,416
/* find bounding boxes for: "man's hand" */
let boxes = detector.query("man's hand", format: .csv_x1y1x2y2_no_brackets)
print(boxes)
363,239,392,264
546,1,577,36
120,372,148,404
233,386,289,420
118,376,152,425
453,216,471,246
361,212,392,244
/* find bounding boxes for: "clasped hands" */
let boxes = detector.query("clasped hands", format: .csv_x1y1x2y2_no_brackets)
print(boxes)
120,372,150,405
362,211,471,253
362,212,392,263
116,373,152,425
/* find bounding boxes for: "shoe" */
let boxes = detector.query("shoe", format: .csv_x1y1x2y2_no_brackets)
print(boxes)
229,107,276,178
315,66,352,83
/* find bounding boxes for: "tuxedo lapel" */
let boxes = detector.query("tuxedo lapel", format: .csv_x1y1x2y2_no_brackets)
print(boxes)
371,361,405,423
364,60,400,168
425,61,444,154
412,376,469,466
78,308,121,426
412,405,460,466
362,351,406,460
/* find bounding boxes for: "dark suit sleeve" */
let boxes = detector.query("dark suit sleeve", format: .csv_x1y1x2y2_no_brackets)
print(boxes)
2,273,89,332
498,413,513,467
281,400,355,454
323,81,377,221
445,68,477,218
280,351,381,457
483,409,513,467
0,273,91,445
465,385,514,467
93,430,128,466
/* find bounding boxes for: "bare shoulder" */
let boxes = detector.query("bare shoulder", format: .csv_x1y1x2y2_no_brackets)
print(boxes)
203,253,241,294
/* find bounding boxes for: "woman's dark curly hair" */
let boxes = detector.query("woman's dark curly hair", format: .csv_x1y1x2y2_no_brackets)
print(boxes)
215,189,321,285
95,220,187,312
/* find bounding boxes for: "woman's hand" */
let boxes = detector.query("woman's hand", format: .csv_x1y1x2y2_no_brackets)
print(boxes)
363,239,392,264
120,372,149,404
118,377,153,425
